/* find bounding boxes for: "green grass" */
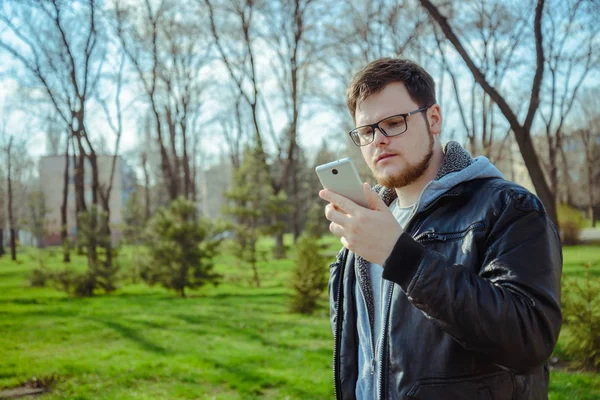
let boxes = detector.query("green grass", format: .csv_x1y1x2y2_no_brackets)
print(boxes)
0,240,598,399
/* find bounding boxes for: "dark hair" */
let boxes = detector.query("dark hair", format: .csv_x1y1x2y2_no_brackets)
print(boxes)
346,58,437,122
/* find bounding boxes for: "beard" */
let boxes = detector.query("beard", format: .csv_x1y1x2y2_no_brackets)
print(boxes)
374,127,434,189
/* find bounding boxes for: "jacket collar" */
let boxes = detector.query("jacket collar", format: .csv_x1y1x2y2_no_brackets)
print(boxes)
373,141,474,207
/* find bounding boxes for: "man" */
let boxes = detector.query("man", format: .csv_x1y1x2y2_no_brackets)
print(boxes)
320,58,562,400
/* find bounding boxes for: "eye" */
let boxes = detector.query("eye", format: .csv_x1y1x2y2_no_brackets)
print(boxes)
381,116,406,132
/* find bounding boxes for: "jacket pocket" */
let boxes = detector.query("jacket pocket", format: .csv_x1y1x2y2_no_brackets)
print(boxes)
414,221,485,243
407,371,514,400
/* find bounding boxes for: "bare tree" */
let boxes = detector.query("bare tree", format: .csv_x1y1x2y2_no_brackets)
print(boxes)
538,0,598,204
204,0,294,255
419,0,559,226
261,0,327,240
429,0,530,163
315,0,426,123
115,0,210,201
204,0,267,155
0,0,106,266
578,89,600,226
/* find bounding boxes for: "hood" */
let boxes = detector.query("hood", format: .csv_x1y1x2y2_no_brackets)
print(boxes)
373,141,504,212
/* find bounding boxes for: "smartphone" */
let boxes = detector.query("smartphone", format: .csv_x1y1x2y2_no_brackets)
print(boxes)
315,157,368,208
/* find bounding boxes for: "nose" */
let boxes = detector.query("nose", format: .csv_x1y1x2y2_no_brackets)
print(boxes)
373,127,389,146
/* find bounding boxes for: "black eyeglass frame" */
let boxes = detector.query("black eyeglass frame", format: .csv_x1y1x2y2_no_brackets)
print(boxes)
348,105,433,147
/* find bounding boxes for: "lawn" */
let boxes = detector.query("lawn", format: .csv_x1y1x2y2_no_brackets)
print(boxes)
0,238,598,399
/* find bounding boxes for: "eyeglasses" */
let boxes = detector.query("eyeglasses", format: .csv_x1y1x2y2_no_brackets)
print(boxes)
348,106,432,147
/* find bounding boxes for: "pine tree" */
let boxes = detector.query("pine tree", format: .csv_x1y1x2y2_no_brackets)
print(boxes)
141,197,222,297
290,230,328,314
290,201,329,314
122,190,147,245
223,146,288,287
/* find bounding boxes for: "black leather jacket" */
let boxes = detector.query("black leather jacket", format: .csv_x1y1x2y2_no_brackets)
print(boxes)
329,177,562,400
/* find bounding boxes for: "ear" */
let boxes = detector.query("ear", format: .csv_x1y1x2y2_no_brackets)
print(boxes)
427,104,442,135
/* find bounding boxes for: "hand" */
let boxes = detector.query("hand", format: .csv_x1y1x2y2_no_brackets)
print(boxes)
319,182,403,266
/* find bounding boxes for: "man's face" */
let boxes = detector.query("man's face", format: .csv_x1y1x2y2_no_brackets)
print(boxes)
354,82,437,189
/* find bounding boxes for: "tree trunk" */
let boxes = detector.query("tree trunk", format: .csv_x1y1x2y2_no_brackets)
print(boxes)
165,107,182,200
61,134,71,263
152,103,178,201
87,149,100,270
180,108,192,200
100,204,113,290
141,152,151,221
549,144,557,200
292,159,301,241
558,140,573,206
586,149,595,227
273,230,285,260
0,166,4,258
73,141,85,255
9,228,16,261
7,137,16,261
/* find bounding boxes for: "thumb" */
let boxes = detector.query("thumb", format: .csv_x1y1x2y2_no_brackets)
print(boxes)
363,182,386,211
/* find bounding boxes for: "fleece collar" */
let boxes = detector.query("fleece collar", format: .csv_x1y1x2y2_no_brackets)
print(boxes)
372,141,474,207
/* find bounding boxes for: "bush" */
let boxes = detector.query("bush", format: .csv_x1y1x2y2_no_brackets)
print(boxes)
141,197,223,297
30,265,50,287
558,204,585,245
561,262,600,371
290,234,328,314
30,264,97,297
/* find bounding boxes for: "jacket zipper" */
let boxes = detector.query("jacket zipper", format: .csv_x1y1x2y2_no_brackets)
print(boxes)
414,221,485,243
333,249,349,400
378,281,393,400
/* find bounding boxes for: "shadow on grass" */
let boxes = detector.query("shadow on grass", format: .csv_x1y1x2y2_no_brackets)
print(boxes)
0,270,28,279
5,308,77,319
210,292,286,299
174,313,331,357
92,318,169,355
0,298,44,305
209,359,322,399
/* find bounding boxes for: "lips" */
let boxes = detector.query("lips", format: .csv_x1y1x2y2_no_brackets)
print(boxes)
375,153,396,163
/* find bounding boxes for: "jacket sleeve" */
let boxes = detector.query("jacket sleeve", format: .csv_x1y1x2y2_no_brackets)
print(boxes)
328,247,347,337
381,189,562,373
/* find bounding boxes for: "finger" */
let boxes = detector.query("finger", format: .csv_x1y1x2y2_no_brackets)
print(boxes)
325,203,351,225
320,189,359,215
362,182,386,211
329,221,344,237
